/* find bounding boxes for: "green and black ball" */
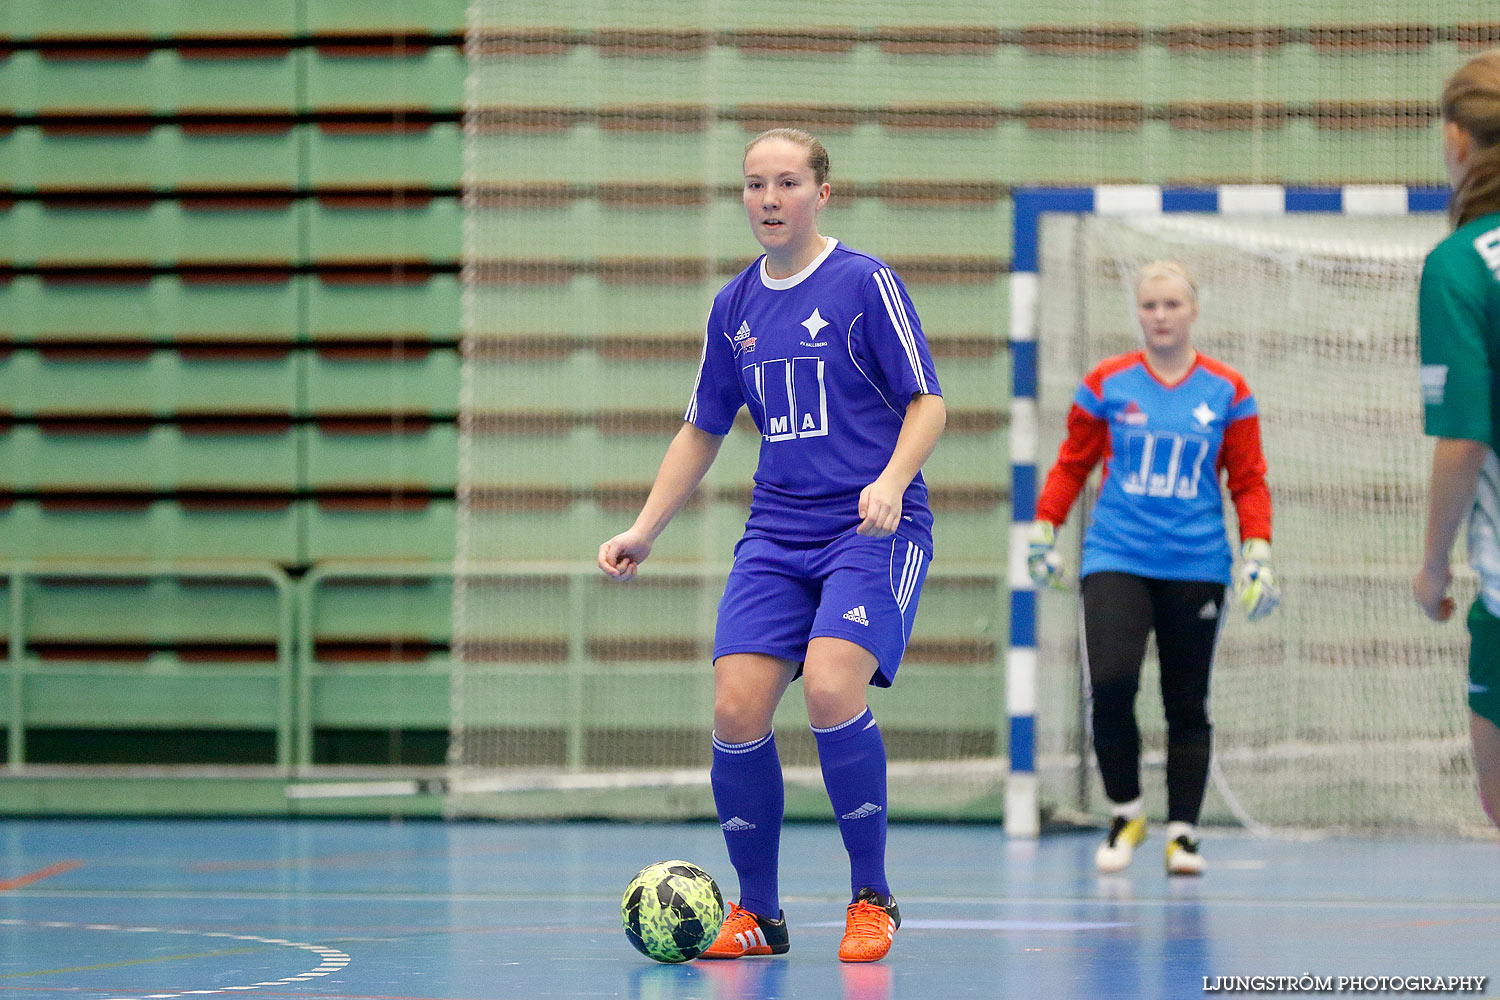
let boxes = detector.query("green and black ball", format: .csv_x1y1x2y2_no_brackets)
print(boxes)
620,860,725,963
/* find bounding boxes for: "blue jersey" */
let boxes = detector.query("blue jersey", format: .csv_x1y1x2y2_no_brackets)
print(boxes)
1037,351,1271,584
686,238,942,552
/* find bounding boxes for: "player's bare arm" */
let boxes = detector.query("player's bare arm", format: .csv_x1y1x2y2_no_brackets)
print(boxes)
858,392,946,537
598,422,725,580
1414,436,1487,621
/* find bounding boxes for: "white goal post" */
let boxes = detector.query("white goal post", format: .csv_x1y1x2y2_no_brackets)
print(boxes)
1008,184,1492,837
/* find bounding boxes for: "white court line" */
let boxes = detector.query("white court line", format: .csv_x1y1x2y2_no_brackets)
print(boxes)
2,918,350,1000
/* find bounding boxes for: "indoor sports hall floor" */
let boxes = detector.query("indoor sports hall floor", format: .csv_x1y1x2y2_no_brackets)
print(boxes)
0,818,1495,1000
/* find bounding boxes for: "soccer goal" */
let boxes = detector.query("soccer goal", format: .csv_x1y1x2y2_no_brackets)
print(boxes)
1009,184,1494,837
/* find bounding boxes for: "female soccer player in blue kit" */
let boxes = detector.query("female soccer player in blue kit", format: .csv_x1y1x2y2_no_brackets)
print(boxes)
1028,260,1279,875
598,128,946,962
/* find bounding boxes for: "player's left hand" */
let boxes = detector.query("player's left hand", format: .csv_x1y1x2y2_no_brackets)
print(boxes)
857,478,903,537
1234,538,1280,622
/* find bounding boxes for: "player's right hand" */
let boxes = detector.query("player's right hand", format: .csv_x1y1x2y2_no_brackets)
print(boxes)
1413,563,1456,622
598,531,651,581
1027,521,1067,591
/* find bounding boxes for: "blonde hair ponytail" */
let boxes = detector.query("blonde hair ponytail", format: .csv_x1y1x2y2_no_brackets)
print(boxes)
1135,259,1198,302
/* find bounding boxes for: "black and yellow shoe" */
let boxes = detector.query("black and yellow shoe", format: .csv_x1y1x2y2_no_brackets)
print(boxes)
1165,834,1206,876
1095,815,1147,873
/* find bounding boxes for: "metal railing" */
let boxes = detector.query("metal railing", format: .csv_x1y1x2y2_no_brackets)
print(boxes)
4,562,296,772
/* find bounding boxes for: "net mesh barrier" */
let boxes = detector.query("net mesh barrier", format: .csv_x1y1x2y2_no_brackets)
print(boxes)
455,1,1480,823
1035,211,1490,835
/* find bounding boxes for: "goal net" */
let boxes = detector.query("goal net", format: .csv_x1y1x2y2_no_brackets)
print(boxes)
1033,205,1491,835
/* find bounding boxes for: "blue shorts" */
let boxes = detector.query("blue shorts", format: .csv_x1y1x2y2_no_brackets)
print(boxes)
713,530,931,687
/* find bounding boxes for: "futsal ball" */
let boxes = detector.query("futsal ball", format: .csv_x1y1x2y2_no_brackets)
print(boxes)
620,860,725,963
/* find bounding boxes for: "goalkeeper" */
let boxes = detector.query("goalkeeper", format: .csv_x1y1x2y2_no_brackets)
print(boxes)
1412,48,1500,835
1029,259,1276,876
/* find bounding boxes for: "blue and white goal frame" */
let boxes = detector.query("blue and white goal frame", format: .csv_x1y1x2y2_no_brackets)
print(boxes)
1003,183,1450,837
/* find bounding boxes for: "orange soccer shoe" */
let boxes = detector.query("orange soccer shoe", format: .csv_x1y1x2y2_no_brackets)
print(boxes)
699,902,790,959
837,887,901,963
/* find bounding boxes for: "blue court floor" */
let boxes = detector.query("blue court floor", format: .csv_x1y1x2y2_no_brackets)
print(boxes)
0,818,1495,1000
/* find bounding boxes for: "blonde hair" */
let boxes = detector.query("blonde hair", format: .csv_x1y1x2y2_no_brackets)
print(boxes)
1442,49,1500,227
1135,259,1198,303
744,128,831,186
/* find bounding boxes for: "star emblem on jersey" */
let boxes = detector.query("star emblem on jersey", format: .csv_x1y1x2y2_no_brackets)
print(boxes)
801,308,829,338
843,605,870,626
1192,402,1216,428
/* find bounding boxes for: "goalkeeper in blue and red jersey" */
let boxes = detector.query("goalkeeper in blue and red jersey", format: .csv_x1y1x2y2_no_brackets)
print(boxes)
598,128,945,961
1412,48,1500,836
1029,259,1277,876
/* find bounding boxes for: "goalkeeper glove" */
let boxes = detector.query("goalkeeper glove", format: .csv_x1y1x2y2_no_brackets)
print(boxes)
1027,521,1067,591
1234,538,1280,622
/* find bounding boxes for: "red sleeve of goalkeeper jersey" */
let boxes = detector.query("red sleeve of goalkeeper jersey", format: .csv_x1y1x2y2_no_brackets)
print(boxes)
1035,402,1108,527
1219,412,1272,544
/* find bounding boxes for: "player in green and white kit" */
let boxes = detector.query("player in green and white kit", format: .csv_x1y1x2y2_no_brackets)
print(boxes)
1413,48,1500,835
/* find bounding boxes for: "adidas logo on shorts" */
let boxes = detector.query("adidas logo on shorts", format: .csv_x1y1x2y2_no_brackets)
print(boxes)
720,816,757,832
843,605,870,626
840,802,883,820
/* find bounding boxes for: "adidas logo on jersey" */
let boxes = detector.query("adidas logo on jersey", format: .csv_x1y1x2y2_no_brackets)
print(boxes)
841,802,883,820
720,816,757,832
731,320,756,357
843,605,869,626
1199,600,1219,620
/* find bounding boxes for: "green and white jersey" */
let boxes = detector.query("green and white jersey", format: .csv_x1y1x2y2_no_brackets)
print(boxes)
1420,211,1500,614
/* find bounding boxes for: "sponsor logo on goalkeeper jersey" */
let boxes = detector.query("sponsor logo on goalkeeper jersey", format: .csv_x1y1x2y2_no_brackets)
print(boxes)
1118,400,1148,426
1421,364,1448,405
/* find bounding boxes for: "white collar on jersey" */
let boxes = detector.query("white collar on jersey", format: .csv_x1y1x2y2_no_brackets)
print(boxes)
759,236,839,290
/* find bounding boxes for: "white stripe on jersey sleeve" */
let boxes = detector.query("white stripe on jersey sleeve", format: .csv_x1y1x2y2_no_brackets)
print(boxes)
872,268,929,394
873,268,926,392
683,322,716,424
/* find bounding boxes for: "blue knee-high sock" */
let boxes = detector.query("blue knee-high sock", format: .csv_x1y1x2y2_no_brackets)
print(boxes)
812,707,889,901
710,730,784,918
